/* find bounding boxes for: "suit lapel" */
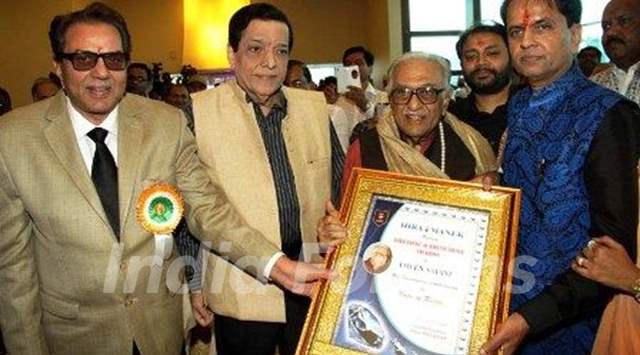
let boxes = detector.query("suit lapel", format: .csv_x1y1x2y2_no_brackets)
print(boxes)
43,93,113,233
117,97,144,234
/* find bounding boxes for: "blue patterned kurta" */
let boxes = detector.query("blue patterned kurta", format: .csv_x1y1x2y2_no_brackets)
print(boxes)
502,65,623,354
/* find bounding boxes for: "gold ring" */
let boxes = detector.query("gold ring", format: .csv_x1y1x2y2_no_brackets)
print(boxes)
587,239,597,250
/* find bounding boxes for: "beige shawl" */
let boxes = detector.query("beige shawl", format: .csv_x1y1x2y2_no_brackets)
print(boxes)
375,107,497,179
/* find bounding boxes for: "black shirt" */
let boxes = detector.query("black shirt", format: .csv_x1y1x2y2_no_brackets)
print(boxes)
448,94,508,155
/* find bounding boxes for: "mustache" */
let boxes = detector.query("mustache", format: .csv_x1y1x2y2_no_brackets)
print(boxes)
403,109,428,116
605,36,625,46
470,67,497,77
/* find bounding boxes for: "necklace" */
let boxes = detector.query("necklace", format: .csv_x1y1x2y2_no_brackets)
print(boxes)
439,121,446,174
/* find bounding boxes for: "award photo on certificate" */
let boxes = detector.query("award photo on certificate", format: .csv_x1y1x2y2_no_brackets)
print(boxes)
297,168,521,355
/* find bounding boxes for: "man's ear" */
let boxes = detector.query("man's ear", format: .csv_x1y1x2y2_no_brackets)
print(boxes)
53,60,64,88
442,89,452,111
227,45,236,69
569,23,582,54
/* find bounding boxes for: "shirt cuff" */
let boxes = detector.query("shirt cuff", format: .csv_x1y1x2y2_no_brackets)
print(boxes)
263,252,286,281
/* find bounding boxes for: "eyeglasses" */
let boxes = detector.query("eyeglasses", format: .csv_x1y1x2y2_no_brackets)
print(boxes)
59,51,129,71
390,86,445,105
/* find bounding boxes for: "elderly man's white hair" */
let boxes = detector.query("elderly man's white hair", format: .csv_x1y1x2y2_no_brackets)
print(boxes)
386,51,452,92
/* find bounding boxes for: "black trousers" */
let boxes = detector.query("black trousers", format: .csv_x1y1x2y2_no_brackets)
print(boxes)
214,292,310,355
0,331,5,355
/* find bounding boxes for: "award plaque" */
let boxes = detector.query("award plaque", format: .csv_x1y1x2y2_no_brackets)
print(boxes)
297,168,520,355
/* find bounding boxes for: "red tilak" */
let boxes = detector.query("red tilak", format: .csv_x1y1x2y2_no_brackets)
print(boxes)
521,0,531,27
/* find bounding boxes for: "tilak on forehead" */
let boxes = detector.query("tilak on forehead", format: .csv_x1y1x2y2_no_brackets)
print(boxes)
519,0,531,26
513,0,559,26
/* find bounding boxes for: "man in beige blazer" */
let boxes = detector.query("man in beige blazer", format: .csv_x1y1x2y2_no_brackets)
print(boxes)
187,3,344,355
0,3,330,355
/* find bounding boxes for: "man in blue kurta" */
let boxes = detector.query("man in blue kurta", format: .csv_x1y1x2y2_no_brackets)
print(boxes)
481,0,640,354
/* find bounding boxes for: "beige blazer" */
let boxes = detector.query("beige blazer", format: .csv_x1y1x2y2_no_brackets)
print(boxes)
0,93,279,355
192,82,332,322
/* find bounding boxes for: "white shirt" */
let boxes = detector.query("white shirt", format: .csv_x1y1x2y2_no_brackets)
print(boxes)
67,97,119,173
591,61,640,105
328,104,357,153
364,83,388,119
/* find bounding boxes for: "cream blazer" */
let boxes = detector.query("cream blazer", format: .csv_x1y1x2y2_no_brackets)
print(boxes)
0,92,279,354
192,81,332,322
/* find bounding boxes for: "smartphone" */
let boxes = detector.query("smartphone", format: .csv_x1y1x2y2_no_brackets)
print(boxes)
336,65,361,94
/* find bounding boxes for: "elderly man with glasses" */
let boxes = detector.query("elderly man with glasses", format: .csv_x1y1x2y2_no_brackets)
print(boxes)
340,52,497,191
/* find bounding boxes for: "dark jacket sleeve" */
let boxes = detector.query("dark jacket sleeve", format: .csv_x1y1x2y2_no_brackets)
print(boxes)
516,99,640,335
330,122,345,205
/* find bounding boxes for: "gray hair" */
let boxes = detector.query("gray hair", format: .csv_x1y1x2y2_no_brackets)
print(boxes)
386,52,452,92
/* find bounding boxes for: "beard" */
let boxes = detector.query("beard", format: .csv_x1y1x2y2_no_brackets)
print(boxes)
465,67,511,95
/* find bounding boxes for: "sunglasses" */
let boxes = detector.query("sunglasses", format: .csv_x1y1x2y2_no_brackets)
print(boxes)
60,51,129,71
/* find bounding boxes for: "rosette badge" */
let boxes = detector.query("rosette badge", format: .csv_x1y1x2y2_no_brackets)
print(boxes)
136,183,184,235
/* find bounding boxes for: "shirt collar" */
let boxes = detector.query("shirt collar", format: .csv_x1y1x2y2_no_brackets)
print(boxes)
611,60,640,75
66,96,119,141
364,83,378,98
244,89,287,113
526,62,583,106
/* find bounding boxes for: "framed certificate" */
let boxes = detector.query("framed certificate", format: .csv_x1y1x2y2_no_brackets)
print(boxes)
297,168,520,355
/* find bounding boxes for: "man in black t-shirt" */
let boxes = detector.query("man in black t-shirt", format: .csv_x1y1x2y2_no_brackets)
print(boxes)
449,22,514,155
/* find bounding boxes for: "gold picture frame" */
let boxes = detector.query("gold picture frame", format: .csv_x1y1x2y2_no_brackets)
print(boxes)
297,168,521,355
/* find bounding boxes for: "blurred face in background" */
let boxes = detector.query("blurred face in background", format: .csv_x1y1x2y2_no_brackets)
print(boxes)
127,66,151,96
577,48,601,76
601,0,640,70
461,31,512,94
33,81,61,102
165,84,189,110
284,64,310,89
343,51,371,88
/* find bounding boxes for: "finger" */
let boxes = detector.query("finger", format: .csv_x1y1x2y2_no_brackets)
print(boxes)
328,238,344,247
575,256,589,269
321,223,347,236
197,314,213,327
582,239,598,259
204,312,214,325
295,264,336,282
193,309,207,326
482,175,493,191
571,260,586,276
325,200,339,217
480,334,506,355
502,342,518,355
290,281,316,297
595,235,622,250
320,216,343,228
